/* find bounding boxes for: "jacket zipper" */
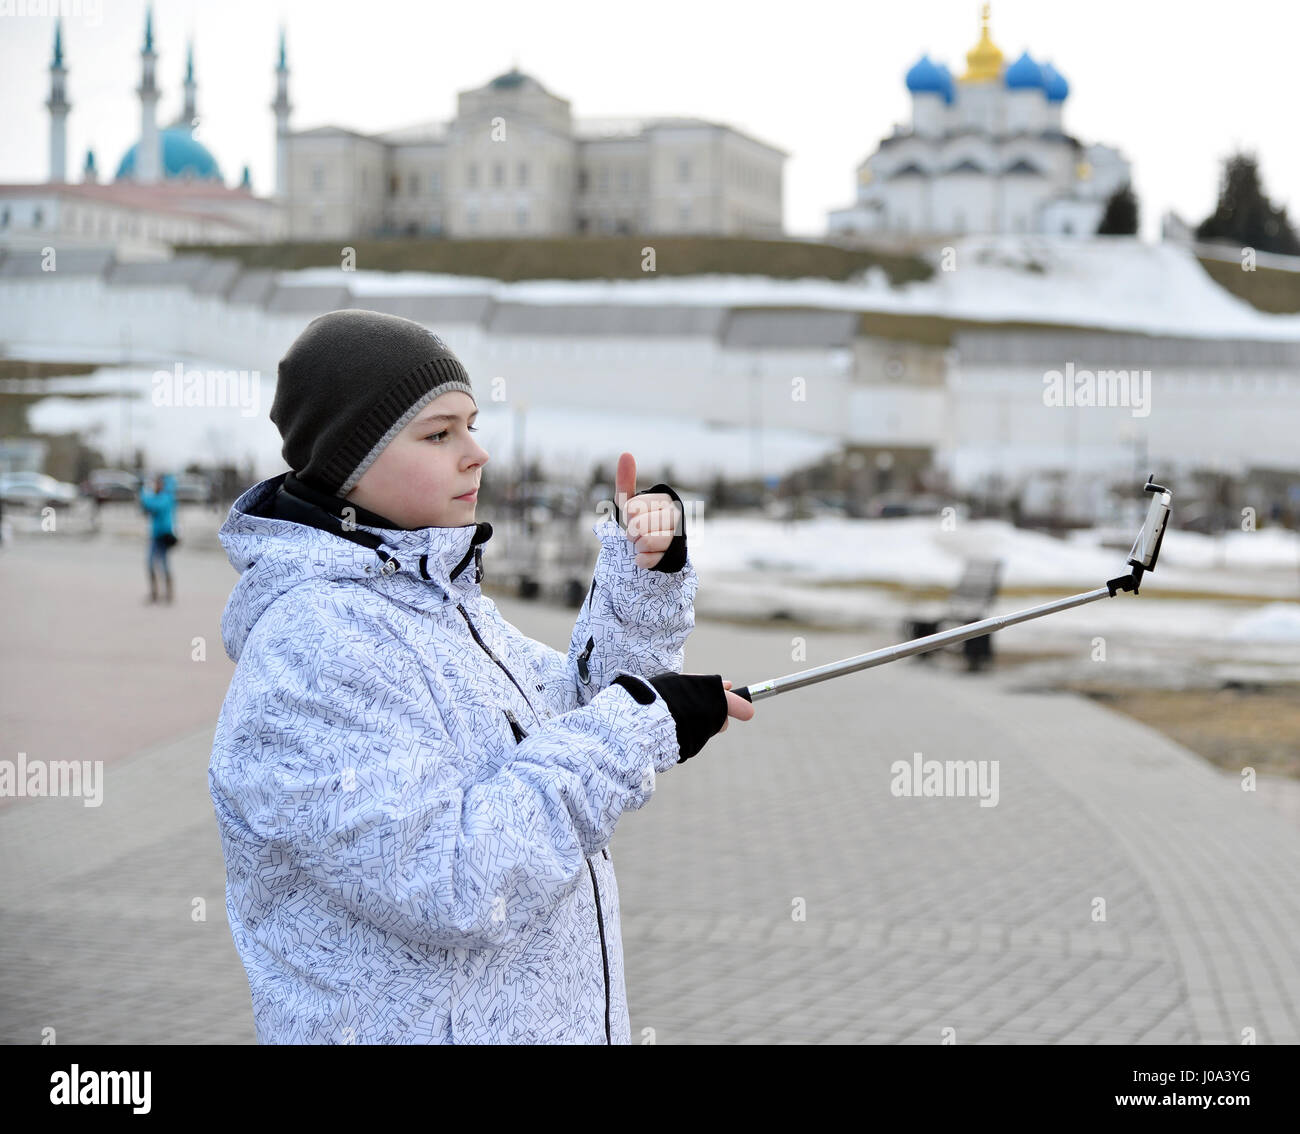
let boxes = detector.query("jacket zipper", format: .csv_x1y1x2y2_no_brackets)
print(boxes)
586,858,612,1045
576,635,595,684
456,603,543,725
500,683,611,1043
503,707,528,744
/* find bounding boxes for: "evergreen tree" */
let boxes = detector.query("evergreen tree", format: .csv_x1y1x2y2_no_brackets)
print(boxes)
1096,180,1139,235
1197,151,1300,256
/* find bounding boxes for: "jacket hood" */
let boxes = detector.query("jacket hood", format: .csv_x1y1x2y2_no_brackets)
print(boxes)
219,472,493,663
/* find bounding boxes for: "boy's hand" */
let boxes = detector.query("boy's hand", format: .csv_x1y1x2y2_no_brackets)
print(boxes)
615,452,682,570
717,680,755,733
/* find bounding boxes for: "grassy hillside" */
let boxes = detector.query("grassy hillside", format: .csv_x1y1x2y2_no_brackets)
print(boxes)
174,235,934,286
1195,256,1300,314
175,235,1300,318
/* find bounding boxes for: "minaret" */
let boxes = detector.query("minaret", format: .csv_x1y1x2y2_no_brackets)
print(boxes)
182,40,197,128
271,28,292,199
46,19,70,183
83,148,98,184
136,6,161,183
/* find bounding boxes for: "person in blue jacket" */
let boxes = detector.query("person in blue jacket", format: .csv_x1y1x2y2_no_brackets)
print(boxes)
209,310,755,1044
139,472,177,604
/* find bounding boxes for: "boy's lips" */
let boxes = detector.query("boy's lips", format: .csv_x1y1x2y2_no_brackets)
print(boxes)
455,488,478,500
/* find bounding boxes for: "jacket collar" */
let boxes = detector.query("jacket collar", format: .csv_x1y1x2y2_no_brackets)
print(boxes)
253,471,493,594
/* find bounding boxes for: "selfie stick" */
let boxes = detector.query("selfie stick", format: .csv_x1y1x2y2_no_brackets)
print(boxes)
733,475,1172,704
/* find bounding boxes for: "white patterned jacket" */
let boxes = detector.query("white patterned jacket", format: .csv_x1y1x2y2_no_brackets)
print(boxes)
209,472,697,1044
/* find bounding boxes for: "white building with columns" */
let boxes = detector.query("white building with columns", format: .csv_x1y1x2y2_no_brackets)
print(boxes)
829,4,1132,239
278,64,786,240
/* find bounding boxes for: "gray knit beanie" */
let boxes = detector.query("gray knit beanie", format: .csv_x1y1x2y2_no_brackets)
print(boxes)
270,308,476,496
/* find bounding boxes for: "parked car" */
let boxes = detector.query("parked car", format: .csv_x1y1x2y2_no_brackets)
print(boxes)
85,468,142,503
0,471,80,509
867,492,954,519
172,473,215,505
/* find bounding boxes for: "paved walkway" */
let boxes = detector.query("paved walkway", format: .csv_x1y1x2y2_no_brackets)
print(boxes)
2,526,1297,1044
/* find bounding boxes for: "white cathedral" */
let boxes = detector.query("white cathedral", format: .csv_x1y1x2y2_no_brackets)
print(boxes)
828,5,1132,239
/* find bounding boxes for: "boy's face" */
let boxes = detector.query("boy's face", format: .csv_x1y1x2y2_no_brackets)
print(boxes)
344,391,489,528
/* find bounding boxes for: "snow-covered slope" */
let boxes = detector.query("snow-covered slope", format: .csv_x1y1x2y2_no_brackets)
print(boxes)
281,235,1300,341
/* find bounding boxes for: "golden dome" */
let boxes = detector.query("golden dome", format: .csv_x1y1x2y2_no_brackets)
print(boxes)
961,3,1004,83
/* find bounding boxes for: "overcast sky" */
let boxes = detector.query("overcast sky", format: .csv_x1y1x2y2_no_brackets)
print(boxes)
2,0,1297,242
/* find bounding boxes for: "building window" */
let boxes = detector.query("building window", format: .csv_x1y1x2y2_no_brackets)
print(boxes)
577,168,589,192
33,207,43,228
312,165,325,190
312,208,324,233
518,162,528,187
468,206,478,228
517,206,528,229
408,173,419,196
619,167,629,192
678,157,690,182
598,167,609,193
389,173,400,197
430,170,441,194
678,203,690,227
1,208,8,228
493,162,504,187
467,163,478,188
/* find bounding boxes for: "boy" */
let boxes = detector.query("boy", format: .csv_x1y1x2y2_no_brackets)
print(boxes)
209,309,754,1044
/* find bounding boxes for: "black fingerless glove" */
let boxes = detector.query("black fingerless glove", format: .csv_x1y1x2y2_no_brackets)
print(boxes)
614,482,687,574
612,672,728,763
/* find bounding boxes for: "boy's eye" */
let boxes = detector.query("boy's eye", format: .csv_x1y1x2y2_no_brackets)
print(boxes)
424,425,479,443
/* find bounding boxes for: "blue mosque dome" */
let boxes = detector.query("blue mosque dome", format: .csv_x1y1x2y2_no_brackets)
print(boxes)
1004,50,1044,90
115,125,224,183
1040,60,1069,102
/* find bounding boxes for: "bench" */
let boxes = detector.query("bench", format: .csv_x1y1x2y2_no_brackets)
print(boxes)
903,557,1004,671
